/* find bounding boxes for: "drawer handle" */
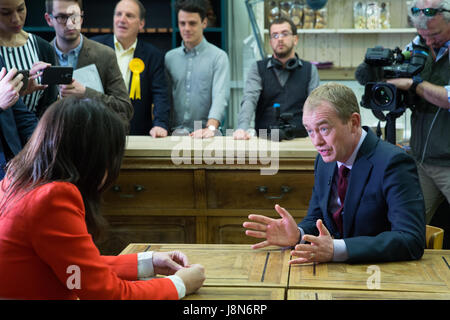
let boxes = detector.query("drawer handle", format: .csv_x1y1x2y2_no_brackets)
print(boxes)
110,185,145,198
257,185,292,200
134,185,145,192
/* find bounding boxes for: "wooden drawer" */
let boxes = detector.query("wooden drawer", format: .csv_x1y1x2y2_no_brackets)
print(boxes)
206,170,314,209
102,170,196,212
97,216,196,255
207,215,307,244
207,216,255,244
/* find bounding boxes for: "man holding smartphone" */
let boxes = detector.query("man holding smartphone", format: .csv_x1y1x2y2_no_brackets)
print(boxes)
44,0,133,124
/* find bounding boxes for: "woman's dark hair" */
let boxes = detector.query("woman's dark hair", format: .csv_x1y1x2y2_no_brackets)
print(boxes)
1,97,126,241
175,0,207,21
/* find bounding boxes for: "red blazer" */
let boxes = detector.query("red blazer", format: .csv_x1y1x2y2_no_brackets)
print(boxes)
0,181,179,300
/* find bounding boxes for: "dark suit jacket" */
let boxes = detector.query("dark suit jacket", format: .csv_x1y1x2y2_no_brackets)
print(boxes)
299,128,426,263
0,57,38,179
51,36,133,123
32,34,59,117
91,34,170,135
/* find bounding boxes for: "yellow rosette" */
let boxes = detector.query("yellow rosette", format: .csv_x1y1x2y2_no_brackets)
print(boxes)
129,58,145,100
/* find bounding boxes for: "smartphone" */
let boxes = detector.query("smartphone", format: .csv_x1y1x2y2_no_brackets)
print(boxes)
17,70,29,95
41,66,73,85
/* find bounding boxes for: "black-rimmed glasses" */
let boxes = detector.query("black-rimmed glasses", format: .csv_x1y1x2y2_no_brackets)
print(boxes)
411,7,450,17
270,32,293,40
50,13,83,24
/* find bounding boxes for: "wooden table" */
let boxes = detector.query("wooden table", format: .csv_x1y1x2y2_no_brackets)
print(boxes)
287,289,450,300
184,287,285,300
121,243,290,288
288,250,450,293
121,244,450,300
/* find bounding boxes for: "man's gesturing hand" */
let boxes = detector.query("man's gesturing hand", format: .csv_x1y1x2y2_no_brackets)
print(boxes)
289,219,334,264
243,204,300,249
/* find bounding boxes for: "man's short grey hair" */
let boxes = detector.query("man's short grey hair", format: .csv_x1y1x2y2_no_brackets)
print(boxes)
408,0,450,29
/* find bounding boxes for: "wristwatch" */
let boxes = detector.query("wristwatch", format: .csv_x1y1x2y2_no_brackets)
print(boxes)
207,125,216,132
409,75,423,94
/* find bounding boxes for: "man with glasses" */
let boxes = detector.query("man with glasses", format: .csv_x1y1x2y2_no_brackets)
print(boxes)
233,17,319,140
44,0,133,124
387,0,450,224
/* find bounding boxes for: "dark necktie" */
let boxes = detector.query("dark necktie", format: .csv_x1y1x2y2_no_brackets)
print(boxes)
332,165,350,235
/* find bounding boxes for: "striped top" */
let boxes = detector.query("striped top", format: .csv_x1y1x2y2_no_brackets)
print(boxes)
0,34,43,113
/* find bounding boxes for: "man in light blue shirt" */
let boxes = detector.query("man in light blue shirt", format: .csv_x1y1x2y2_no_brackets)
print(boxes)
165,0,230,138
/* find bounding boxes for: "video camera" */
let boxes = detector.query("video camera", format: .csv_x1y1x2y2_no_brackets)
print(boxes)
359,41,429,114
270,112,297,141
355,39,429,144
270,103,297,141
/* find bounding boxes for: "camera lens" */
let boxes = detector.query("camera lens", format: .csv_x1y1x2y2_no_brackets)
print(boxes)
372,84,394,107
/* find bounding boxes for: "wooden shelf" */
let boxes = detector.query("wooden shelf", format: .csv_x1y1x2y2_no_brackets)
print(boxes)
317,67,357,81
264,28,416,34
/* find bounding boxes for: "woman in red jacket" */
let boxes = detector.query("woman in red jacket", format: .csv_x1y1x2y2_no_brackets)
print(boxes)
0,96,205,299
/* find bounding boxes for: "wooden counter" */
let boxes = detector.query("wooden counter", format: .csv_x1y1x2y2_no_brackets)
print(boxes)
120,244,450,300
98,136,317,254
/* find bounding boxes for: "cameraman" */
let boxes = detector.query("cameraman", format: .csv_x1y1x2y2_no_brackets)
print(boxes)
387,0,450,223
233,17,319,140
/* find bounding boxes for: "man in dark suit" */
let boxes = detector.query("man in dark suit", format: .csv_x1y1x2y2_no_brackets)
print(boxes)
44,0,133,124
243,82,426,263
0,59,38,179
92,0,170,137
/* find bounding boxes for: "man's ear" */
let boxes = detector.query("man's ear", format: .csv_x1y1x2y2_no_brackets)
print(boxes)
350,112,361,132
293,34,299,47
202,17,208,29
44,13,54,27
139,19,146,33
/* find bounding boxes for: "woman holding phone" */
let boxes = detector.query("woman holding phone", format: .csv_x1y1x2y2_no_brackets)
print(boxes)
0,0,58,117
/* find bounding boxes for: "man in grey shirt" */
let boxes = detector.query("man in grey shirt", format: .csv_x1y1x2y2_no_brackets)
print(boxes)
234,17,320,140
165,0,230,138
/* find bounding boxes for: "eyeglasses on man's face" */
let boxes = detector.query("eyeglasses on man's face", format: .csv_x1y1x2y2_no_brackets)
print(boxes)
270,32,293,40
410,7,450,17
50,13,83,24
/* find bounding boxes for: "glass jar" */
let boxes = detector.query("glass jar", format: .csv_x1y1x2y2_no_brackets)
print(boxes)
366,1,381,30
353,1,366,29
279,1,292,19
315,7,327,29
303,4,315,29
268,0,280,24
290,1,304,29
380,2,391,29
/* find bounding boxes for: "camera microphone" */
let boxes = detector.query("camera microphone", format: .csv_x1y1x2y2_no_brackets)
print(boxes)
355,62,380,86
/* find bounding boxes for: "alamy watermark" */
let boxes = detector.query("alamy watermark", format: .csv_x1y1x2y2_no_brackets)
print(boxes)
171,122,280,175
366,265,381,289
66,265,81,290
